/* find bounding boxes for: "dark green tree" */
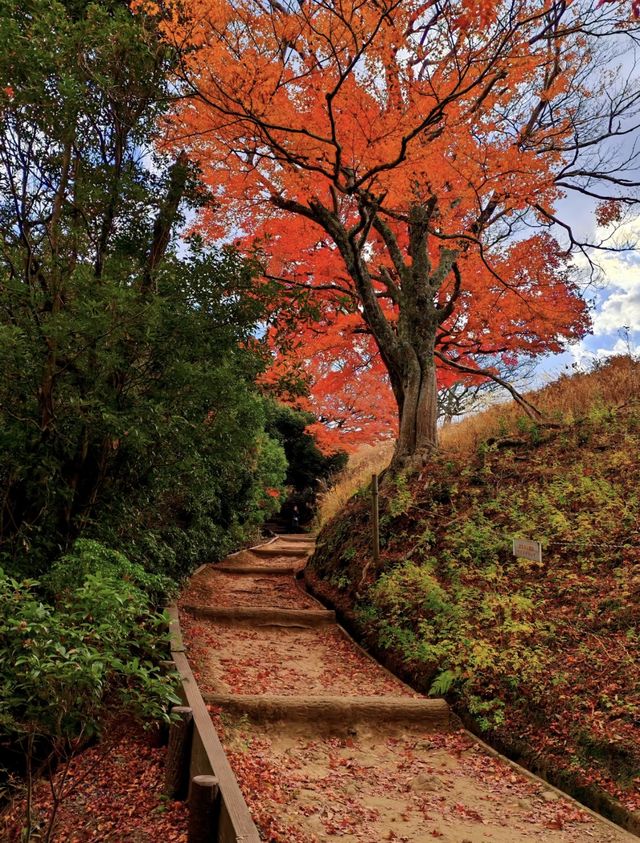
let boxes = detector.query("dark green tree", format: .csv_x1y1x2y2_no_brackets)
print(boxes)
0,0,286,576
264,401,347,525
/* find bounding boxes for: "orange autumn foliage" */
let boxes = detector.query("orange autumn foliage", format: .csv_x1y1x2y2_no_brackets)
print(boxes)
142,0,638,455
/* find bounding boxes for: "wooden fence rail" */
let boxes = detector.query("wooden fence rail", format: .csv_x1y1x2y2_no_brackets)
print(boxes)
166,604,261,843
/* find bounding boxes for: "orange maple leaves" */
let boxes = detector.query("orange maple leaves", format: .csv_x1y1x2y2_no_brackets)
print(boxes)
150,0,599,447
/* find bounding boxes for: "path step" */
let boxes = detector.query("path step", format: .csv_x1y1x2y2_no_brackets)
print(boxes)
250,546,312,558
215,562,303,575
203,693,450,729
183,605,335,628
275,533,316,543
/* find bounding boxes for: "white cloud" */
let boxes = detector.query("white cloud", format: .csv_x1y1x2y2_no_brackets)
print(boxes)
571,218,640,338
593,286,640,334
567,336,640,369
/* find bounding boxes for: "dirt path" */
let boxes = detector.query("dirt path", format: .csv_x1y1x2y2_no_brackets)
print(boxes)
179,537,637,843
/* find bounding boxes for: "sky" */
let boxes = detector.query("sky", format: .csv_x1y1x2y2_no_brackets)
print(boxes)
536,213,640,385
534,22,640,382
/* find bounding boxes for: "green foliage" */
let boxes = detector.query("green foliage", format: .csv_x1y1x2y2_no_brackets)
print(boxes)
429,668,458,696
0,564,178,738
0,558,180,839
43,539,175,607
516,416,542,444
0,0,287,578
329,572,351,591
264,401,346,522
325,411,640,733
387,473,413,518
354,602,379,627
265,401,346,492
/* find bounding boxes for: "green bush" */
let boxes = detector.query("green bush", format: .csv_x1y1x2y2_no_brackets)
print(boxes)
0,0,288,579
43,539,175,607
0,560,180,840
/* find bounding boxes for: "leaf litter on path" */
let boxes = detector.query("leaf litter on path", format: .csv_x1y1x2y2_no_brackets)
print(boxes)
181,544,637,843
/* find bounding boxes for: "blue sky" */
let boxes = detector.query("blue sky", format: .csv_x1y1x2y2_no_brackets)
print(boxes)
536,211,640,385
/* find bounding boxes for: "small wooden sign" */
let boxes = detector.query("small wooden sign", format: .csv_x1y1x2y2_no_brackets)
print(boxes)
512,538,542,563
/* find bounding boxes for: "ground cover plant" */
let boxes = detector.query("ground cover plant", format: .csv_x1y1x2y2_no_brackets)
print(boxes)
309,357,640,823
0,542,180,841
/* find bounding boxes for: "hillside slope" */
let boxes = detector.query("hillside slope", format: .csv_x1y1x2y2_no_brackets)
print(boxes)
307,357,640,830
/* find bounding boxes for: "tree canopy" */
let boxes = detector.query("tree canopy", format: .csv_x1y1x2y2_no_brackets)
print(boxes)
152,0,640,464
0,0,287,576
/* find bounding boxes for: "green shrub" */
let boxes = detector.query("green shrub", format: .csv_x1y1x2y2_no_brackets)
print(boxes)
43,540,175,607
0,561,180,841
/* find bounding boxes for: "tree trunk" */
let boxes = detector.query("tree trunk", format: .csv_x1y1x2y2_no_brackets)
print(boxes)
391,352,438,471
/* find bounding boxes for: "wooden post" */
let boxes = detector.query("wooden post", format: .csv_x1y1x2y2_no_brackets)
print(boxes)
371,473,380,565
188,775,220,843
148,719,169,748
164,705,193,800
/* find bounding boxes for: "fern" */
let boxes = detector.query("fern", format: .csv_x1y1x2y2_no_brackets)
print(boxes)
429,668,457,696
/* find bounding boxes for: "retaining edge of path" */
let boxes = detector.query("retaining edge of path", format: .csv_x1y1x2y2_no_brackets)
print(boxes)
202,693,451,728
182,604,336,627
167,604,261,843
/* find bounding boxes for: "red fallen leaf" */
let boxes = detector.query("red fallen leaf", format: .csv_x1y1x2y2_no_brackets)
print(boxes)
431,831,444,838
546,817,564,830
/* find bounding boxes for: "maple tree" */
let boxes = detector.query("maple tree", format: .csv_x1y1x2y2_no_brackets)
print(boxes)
154,0,640,467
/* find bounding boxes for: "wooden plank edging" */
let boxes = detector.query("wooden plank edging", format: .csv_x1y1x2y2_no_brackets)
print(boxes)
202,693,451,728
182,604,336,627
166,605,260,843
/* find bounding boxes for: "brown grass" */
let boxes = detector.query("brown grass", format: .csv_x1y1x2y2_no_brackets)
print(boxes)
317,441,394,525
440,354,640,455
318,355,640,524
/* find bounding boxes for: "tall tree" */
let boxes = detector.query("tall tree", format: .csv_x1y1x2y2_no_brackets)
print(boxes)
155,0,639,468
0,0,286,574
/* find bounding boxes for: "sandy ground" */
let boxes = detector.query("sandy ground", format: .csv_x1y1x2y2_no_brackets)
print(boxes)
214,716,632,843
180,537,637,843
181,618,417,697
180,569,316,609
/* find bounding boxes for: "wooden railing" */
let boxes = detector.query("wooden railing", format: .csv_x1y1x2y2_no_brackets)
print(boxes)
165,605,260,843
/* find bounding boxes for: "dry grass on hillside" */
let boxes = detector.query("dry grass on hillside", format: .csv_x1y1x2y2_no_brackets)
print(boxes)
318,441,394,524
318,355,640,525
441,354,640,455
